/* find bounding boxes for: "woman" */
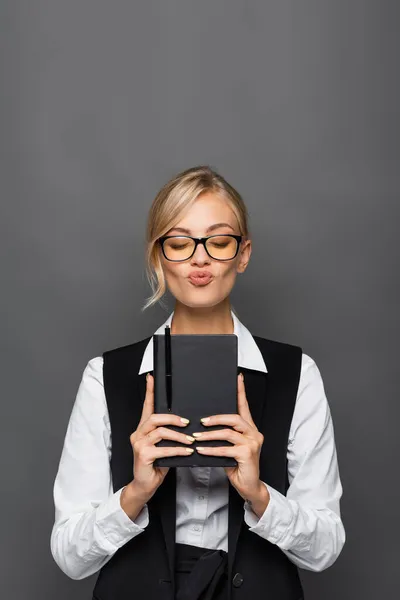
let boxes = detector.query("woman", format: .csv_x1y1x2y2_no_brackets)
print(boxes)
50,165,345,600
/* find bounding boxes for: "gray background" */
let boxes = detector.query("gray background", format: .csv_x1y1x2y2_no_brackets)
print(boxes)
1,1,398,598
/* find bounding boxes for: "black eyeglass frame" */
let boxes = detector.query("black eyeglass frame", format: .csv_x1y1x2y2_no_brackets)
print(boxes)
158,234,243,262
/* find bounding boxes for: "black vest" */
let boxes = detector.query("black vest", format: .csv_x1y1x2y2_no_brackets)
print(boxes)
92,335,305,600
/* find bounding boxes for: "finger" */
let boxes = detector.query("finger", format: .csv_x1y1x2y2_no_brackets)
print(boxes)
139,373,155,423
151,446,195,459
145,426,195,446
237,373,255,425
200,414,251,434
195,445,238,457
139,412,190,436
191,428,243,444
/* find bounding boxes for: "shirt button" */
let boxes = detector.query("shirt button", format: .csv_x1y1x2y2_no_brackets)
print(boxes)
232,572,244,587
198,495,204,500
193,525,201,532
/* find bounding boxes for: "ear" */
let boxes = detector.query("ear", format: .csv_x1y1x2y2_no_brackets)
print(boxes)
237,239,252,273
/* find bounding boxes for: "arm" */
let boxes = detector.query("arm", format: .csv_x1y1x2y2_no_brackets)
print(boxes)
243,353,346,572
50,357,150,580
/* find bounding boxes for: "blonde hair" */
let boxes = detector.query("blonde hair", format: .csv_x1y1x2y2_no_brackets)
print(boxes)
141,165,251,312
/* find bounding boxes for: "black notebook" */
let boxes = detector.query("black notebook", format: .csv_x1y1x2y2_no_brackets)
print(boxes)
153,331,239,467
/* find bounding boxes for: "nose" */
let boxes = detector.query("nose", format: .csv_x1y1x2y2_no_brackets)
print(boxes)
191,241,210,264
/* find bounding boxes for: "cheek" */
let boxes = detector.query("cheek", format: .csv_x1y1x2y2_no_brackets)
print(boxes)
219,262,238,279
162,262,185,284
212,264,239,291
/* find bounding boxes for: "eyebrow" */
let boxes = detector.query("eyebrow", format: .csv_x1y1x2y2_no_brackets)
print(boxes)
167,222,235,235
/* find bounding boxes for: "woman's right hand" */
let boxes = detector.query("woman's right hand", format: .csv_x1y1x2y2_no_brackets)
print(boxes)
128,373,195,498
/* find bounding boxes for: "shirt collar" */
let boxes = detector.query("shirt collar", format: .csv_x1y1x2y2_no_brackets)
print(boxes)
138,310,267,374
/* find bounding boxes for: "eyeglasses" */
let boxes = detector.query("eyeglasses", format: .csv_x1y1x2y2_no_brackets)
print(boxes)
158,234,243,262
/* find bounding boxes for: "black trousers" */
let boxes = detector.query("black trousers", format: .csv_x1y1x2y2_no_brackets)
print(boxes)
174,542,229,600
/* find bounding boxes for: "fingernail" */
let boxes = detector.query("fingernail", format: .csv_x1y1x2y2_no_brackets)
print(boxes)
185,447,194,453
146,373,149,381
192,432,202,437
240,373,244,381
200,417,210,423
181,418,190,424
186,435,195,442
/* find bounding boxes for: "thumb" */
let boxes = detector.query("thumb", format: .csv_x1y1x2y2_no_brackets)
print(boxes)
140,373,154,423
224,466,235,478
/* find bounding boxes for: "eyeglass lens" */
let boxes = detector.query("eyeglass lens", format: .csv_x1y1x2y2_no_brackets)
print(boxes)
163,236,238,261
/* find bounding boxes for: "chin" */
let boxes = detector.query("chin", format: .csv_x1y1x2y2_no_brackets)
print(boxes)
175,292,225,309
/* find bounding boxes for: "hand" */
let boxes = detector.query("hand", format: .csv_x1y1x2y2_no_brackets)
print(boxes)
192,373,265,500
129,373,195,498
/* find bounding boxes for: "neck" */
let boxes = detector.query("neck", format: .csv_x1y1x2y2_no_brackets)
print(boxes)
170,299,234,335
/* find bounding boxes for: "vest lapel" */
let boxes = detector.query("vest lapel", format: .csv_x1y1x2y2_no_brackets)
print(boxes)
137,372,177,586
228,369,267,584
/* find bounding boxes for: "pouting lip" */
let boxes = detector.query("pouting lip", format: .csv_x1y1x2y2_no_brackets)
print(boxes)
188,276,213,286
188,270,213,279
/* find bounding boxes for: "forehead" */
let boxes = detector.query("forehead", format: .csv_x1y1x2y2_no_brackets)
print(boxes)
170,193,237,233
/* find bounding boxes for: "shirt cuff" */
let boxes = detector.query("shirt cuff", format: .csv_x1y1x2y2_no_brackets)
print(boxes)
95,487,149,550
244,482,297,547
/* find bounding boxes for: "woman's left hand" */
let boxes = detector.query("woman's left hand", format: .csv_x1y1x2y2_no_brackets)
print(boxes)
193,373,265,500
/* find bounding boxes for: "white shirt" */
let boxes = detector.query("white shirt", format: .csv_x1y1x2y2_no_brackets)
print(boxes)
50,311,345,580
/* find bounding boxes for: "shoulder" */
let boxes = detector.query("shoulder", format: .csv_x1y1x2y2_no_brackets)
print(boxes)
252,335,322,382
252,333,302,353
69,356,107,424
300,351,319,372
81,355,104,384
102,336,152,359
298,351,327,391
290,352,332,442
80,336,151,375
252,334,303,372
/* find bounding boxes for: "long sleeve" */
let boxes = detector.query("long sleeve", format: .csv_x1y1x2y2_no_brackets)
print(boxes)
50,357,149,580
243,353,346,572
